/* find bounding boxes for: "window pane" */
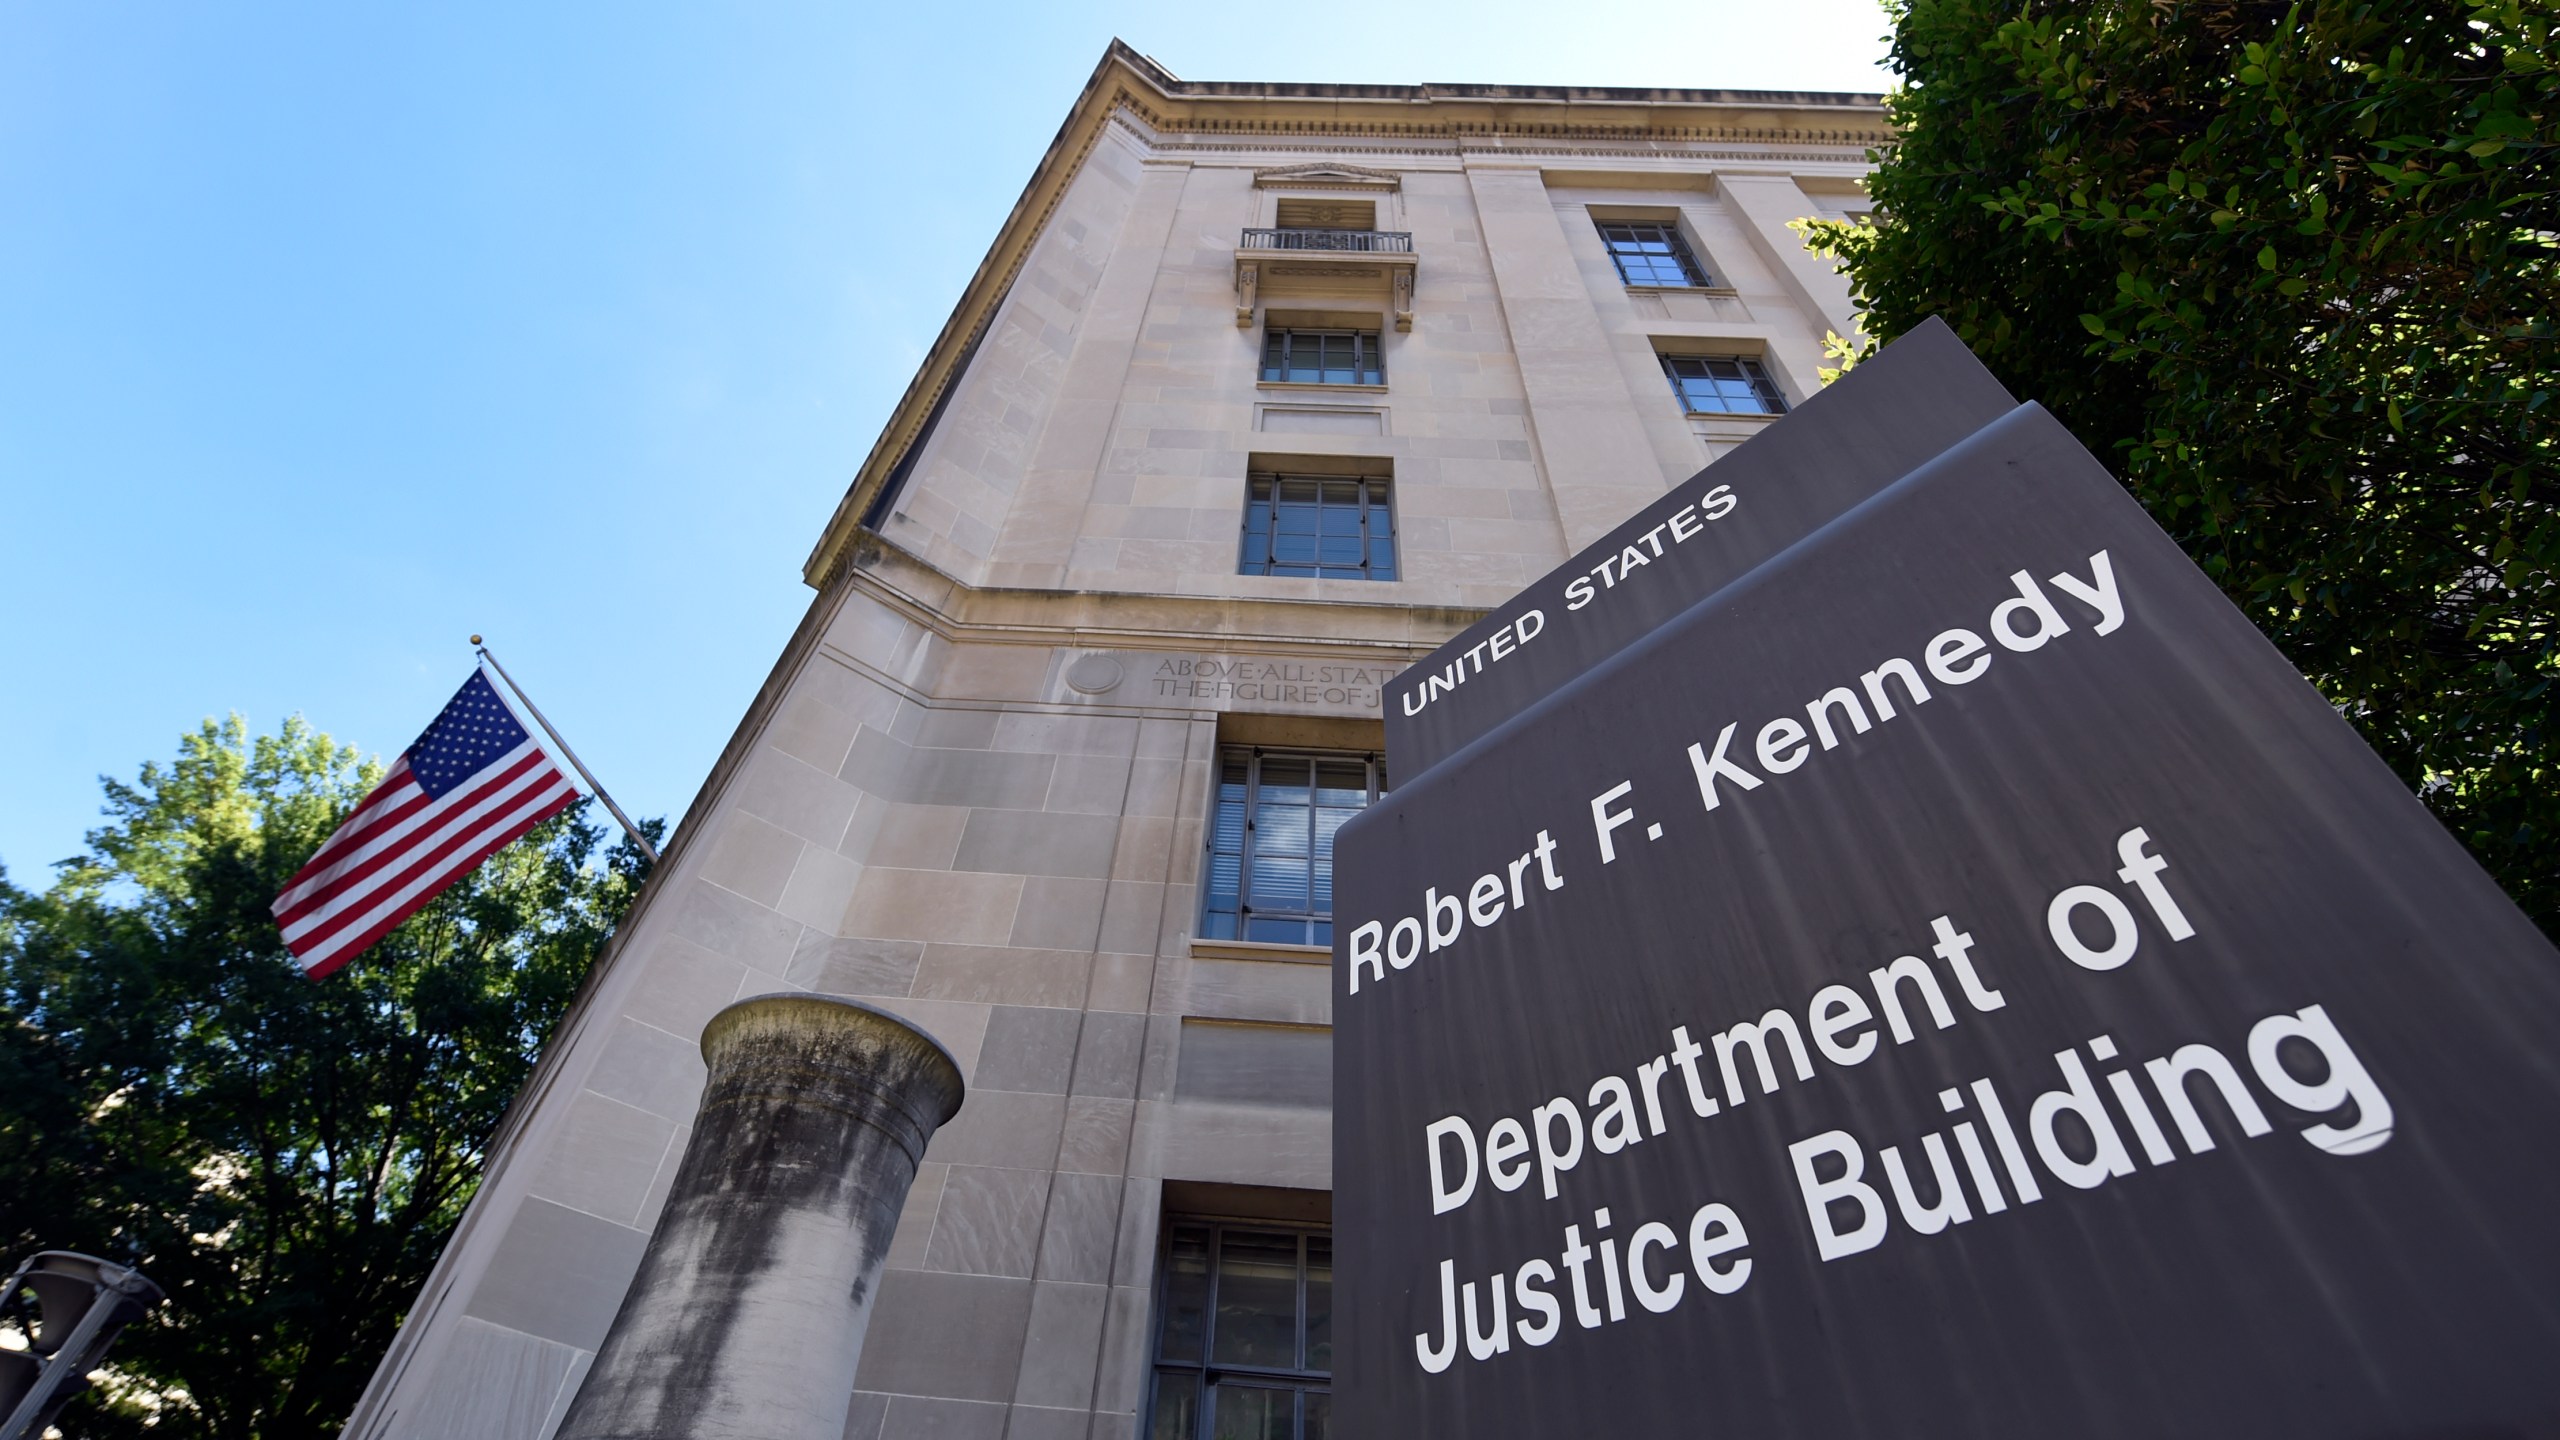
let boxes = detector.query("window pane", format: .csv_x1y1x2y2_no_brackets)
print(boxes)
1259,756,1312,797
1305,1237,1332,1371
1208,1385,1293,1440
1303,1392,1330,1440
1246,915,1310,944
1249,854,1311,913
1745,360,1785,411
1161,1225,1213,1361
1209,763,1247,912
1199,910,1238,941
1274,488,1320,527
1254,803,1311,857
1317,534,1364,565
1211,1230,1304,1368
1151,1372,1202,1440
1205,851,1241,912
1313,764,1367,805
1314,805,1359,851
1271,530,1318,563
1318,334,1349,383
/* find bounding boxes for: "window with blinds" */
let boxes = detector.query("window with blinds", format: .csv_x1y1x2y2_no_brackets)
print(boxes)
1200,749,1384,946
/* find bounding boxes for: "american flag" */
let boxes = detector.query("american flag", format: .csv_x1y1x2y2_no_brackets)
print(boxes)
272,669,581,978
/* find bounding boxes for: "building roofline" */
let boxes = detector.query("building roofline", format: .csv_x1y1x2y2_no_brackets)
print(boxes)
1112,42,1884,109
800,39,1886,589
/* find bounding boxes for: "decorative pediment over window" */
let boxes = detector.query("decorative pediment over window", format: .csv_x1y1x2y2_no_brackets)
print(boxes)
1251,163,1401,192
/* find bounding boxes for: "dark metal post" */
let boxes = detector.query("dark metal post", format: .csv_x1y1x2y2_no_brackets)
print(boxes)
554,994,965,1440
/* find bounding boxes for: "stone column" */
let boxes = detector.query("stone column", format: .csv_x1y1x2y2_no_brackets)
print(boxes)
554,994,965,1440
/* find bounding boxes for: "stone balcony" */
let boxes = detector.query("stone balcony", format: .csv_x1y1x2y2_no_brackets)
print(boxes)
1235,227,1417,331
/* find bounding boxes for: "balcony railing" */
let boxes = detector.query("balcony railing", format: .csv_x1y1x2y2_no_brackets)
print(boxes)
1240,227,1415,254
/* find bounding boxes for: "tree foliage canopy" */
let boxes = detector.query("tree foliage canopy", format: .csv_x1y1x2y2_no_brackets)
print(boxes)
1808,0,2557,931
0,716,655,1438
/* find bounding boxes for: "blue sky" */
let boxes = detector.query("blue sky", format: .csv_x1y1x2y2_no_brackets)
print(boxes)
0,2,1891,878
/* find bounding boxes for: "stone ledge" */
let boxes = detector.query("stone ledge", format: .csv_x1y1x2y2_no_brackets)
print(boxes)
1188,937,1331,967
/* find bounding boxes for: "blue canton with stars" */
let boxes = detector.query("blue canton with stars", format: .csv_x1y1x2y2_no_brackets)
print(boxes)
407,671,537,799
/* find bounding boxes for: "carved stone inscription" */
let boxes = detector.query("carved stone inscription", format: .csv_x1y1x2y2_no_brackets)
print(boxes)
1150,654,1403,711
1058,650,1407,713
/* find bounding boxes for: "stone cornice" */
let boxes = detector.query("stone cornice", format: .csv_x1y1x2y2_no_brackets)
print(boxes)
840,531,1477,663
802,39,1887,591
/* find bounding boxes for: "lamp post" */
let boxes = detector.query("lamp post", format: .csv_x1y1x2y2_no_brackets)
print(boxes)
0,1252,163,1440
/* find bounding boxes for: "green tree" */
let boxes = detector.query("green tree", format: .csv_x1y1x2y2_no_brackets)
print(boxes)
0,716,656,1438
1808,0,2557,931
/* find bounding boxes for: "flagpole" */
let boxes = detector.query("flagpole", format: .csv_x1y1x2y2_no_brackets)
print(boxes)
471,636,662,863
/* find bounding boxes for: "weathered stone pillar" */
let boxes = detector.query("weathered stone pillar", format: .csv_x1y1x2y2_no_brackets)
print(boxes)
555,994,964,1440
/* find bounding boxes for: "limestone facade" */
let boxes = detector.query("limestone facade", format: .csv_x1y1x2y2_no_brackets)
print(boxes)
342,43,1884,1440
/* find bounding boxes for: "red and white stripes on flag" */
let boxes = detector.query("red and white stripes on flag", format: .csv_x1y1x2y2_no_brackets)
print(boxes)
272,670,580,978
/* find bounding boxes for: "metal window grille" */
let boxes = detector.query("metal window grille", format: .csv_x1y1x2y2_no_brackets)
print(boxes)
1259,329,1384,386
1239,475,1396,582
1596,220,1711,287
1660,354,1789,415
1146,1219,1333,1440
1200,748,1383,946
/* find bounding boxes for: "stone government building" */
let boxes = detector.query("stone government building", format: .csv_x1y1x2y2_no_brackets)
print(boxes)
344,43,1885,1440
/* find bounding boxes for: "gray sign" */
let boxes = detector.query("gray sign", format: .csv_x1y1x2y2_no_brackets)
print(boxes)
1334,402,2560,1436
1380,317,2014,780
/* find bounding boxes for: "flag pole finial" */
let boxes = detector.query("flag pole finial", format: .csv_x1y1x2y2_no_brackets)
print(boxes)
470,634,483,646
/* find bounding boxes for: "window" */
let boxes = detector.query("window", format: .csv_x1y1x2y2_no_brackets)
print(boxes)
1274,197,1374,231
1201,748,1382,945
1239,475,1396,581
1260,330,1384,386
1597,220,1711,287
1660,354,1788,415
1147,1220,1331,1440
